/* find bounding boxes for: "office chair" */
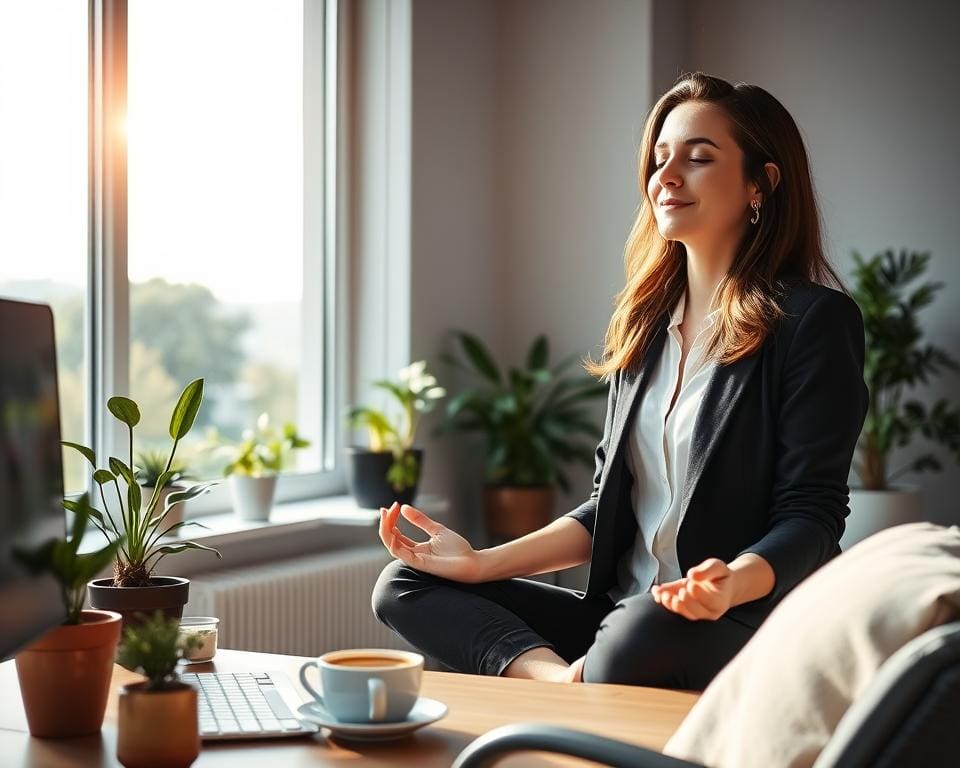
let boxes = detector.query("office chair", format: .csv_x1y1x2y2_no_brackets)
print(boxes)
452,620,960,768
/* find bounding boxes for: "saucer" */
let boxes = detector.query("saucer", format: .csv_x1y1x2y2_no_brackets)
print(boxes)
296,696,448,741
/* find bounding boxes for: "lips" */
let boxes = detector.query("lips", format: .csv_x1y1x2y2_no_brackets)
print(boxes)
662,202,692,209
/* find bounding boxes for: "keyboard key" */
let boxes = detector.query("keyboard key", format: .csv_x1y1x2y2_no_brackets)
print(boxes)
263,688,294,719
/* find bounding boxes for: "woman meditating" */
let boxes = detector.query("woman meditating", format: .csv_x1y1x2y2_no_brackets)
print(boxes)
371,71,869,690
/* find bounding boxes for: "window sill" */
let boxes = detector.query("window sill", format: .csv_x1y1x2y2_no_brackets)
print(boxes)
83,493,449,579
173,492,450,548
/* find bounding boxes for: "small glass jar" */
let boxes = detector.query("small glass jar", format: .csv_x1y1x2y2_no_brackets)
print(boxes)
179,616,220,663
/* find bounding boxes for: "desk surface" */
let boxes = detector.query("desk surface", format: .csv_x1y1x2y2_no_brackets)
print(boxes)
0,649,699,767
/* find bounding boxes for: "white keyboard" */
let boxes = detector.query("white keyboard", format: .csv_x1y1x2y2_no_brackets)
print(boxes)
181,671,319,740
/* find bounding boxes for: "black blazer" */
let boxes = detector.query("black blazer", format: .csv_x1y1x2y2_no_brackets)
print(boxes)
564,278,869,629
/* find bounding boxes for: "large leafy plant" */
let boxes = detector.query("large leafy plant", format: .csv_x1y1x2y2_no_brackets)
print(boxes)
434,332,608,491
62,378,222,587
13,493,124,624
346,361,446,492
850,248,960,489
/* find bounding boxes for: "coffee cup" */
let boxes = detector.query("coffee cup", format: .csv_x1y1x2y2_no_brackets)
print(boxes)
298,648,424,723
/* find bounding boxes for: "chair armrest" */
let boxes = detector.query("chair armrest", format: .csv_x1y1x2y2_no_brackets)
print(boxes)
452,723,705,768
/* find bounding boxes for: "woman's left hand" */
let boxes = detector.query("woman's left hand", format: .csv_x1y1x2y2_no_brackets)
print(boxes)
651,558,735,621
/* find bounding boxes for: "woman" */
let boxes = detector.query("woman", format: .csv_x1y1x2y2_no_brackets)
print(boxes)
370,72,869,691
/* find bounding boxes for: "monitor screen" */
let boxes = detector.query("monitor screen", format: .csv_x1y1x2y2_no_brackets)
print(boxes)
0,297,68,658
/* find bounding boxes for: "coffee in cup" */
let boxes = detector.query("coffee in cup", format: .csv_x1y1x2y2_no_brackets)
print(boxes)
299,648,424,723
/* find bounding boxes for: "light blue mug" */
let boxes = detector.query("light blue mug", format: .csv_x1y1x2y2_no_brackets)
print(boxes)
299,648,424,723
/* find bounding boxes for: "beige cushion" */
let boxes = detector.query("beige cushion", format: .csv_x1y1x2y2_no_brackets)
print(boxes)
663,522,960,768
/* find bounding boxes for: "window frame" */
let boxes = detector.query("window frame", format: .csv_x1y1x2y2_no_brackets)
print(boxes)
86,0,347,516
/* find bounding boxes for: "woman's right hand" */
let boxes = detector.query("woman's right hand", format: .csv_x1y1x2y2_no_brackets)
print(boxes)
378,501,484,583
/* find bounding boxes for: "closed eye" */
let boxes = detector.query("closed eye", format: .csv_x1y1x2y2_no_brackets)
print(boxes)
654,158,712,170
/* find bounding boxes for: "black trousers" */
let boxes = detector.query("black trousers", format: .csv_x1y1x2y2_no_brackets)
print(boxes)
371,559,757,691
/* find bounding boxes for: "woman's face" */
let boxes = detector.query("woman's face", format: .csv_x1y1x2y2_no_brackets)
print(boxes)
647,101,754,250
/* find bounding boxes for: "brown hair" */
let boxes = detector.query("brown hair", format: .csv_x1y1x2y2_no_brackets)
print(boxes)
582,71,846,382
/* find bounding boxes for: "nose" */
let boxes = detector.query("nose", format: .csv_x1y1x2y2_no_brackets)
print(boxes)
656,157,684,190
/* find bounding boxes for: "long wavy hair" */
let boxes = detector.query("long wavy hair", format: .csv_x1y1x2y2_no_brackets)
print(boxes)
582,72,846,382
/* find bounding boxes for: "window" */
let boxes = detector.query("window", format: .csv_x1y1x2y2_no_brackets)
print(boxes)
0,0,90,494
0,0,341,511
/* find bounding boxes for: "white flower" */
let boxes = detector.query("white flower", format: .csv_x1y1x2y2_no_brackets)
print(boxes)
398,360,427,384
256,412,270,432
425,386,445,399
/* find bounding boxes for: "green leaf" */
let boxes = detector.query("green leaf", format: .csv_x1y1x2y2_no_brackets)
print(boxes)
526,335,549,371
93,468,116,485
109,456,136,486
456,331,501,384
62,440,96,467
164,480,218,510
147,541,223,562
169,378,204,440
107,396,141,427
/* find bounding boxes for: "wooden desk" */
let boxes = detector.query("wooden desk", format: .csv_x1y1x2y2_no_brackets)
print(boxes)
0,649,699,767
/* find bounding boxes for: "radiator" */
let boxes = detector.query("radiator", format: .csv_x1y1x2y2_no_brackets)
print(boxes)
183,546,419,658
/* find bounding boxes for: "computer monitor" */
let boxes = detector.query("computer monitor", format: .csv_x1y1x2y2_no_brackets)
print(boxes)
0,297,68,658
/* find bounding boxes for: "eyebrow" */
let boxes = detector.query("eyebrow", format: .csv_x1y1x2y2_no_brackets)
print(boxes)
654,137,721,151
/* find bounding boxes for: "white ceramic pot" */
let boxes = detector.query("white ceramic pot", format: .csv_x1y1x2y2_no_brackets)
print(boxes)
841,485,923,550
229,474,278,521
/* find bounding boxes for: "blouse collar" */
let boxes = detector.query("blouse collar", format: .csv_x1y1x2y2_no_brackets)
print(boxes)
669,289,722,331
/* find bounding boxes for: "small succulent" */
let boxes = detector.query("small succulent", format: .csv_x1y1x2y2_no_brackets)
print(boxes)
135,448,191,488
117,610,199,691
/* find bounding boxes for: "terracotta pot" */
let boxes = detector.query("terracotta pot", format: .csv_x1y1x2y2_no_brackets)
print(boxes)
117,681,199,768
14,609,122,738
88,576,190,630
346,446,424,509
142,484,186,529
483,485,555,541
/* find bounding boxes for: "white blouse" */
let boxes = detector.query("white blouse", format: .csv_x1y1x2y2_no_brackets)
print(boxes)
606,290,720,603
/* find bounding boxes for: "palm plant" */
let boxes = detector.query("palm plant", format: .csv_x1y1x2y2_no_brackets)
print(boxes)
850,248,960,489
433,332,608,492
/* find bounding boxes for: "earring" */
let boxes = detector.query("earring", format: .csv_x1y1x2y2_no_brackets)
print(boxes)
750,199,761,225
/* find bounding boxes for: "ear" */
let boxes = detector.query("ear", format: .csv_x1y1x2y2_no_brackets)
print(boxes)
763,162,781,194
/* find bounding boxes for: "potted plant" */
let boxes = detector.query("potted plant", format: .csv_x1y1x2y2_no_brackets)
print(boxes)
136,448,192,529
845,248,960,548
63,378,222,627
434,332,608,541
116,610,201,768
345,360,446,509
12,493,125,737
205,412,310,521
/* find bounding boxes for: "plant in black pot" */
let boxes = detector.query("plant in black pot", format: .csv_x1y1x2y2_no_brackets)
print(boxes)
843,248,960,548
434,331,608,541
62,378,222,628
345,360,446,509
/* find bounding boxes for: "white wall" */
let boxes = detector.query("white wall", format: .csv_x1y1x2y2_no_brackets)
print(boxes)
684,0,960,525
404,0,960,566
408,0,503,542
